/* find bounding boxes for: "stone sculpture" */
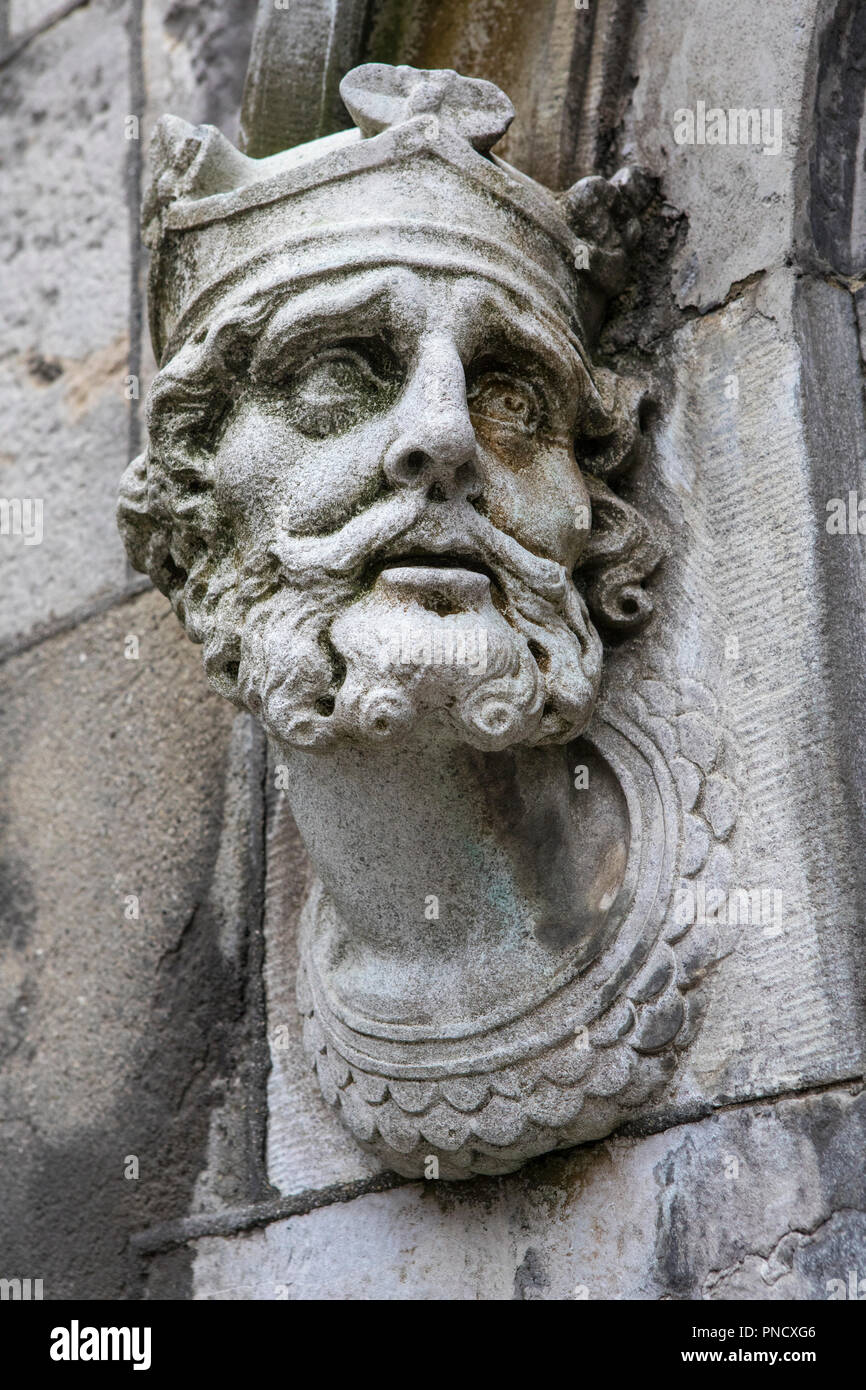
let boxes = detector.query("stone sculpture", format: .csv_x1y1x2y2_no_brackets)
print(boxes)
119,62,737,1177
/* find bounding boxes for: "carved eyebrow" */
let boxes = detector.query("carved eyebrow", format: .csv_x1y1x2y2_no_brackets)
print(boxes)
250,268,421,371
456,280,590,399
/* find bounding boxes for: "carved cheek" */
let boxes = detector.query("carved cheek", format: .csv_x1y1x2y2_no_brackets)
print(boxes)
212,400,394,536
209,401,291,528
482,441,591,567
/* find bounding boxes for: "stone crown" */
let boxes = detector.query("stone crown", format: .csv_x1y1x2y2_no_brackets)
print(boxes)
142,62,627,364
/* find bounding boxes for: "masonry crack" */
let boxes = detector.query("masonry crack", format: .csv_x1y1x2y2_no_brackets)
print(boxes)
702,1207,866,1297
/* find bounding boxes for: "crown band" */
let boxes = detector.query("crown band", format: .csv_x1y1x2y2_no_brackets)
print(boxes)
159,222,589,366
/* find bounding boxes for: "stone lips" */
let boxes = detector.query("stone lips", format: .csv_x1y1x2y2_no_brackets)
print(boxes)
297,669,742,1179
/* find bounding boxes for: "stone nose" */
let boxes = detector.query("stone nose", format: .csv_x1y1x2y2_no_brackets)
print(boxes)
383,336,481,502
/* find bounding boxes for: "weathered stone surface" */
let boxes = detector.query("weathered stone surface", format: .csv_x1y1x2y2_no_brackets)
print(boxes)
801,0,866,278
4,0,864,1302
120,35,866,1188
0,589,260,1298
7,0,75,40
185,1083,866,1299
350,0,641,190
142,0,256,149
237,263,866,1200
239,0,369,156
357,0,600,188
621,0,816,310
263,782,383,1194
134,0,258,427
626,268,866,1120
0,0,132,645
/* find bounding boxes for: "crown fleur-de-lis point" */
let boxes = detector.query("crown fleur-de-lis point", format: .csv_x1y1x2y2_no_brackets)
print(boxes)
339,63,514,153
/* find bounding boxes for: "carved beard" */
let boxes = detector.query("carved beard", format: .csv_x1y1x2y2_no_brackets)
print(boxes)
228,491,603,751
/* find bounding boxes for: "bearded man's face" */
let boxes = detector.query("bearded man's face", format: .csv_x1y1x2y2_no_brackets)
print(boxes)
173,264,604,750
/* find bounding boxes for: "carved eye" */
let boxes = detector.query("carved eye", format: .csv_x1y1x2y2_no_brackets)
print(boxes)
285,343,395,437
467,370,540,436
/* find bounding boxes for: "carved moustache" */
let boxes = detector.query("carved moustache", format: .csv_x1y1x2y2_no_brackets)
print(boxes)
230,486,601,750
263,489,572,607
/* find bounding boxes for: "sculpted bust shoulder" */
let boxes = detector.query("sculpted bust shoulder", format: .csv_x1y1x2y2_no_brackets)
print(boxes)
119,63,734,1177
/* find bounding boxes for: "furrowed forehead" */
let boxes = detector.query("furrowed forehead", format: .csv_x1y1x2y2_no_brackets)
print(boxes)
221,263,591,393
251,265,429,360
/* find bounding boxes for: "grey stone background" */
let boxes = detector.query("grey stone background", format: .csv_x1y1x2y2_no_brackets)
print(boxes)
1,0,864,1299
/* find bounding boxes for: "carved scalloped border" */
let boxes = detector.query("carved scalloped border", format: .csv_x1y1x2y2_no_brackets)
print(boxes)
297,666,741,1178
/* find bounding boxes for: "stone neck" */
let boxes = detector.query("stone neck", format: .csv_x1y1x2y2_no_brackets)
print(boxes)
277,731,628,1031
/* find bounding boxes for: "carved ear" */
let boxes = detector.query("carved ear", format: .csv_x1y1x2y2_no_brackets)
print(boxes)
582,367,652,482
559,165,657,298
579,473,665,634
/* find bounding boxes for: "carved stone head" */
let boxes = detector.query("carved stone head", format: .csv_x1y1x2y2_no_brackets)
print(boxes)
121,63,658,752
117,64,717,1181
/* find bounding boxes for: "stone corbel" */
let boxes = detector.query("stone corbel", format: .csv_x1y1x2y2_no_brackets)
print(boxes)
119,61,737,1177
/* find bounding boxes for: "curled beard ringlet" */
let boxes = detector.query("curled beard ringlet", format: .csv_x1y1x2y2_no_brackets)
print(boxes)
221,487,603,751
207,483,600,756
